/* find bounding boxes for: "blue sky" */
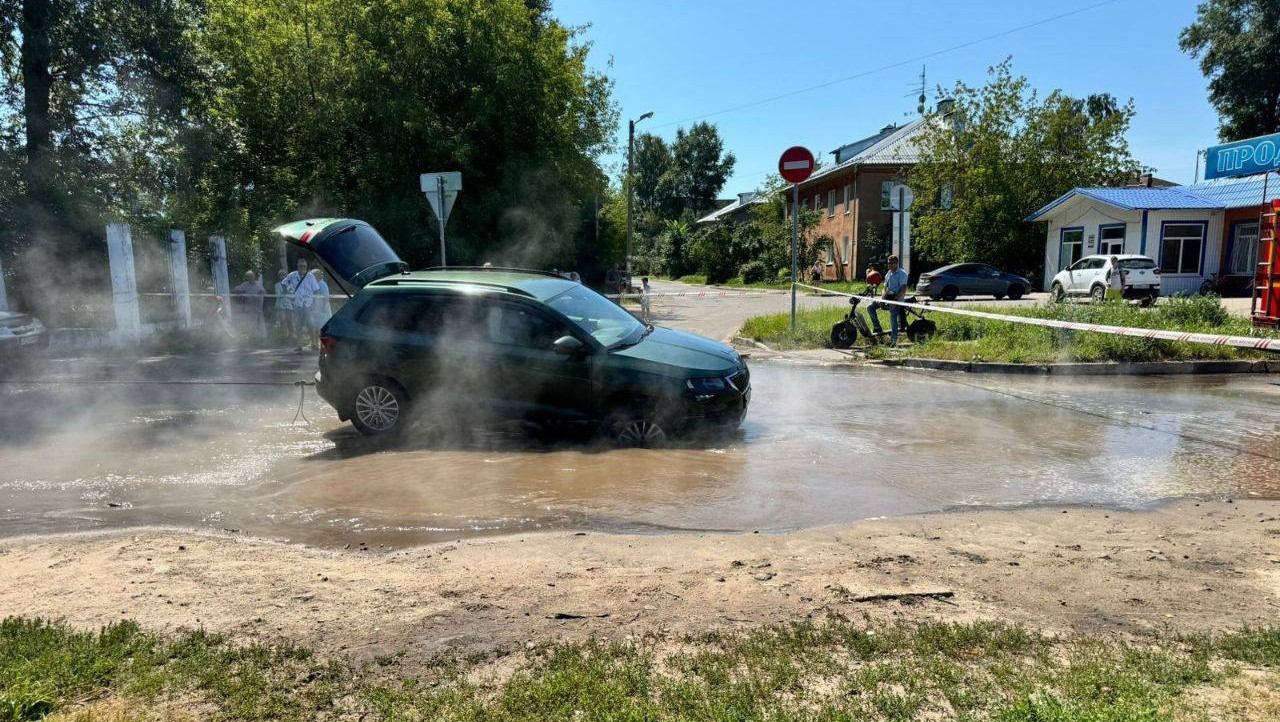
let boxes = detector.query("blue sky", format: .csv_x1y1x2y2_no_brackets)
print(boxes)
554,0,1219,193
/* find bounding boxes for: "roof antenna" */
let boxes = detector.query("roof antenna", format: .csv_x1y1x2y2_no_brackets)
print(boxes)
916,65,927,116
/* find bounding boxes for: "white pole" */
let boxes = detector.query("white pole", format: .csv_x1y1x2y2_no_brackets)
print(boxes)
169,229,192,328
0,256,8,312
209,235,230,316
106,223,142,343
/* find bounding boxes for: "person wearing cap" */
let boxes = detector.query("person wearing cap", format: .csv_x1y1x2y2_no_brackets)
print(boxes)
868,255,909,345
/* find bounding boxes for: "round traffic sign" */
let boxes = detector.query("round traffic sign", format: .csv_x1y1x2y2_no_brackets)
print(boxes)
778,146,815,184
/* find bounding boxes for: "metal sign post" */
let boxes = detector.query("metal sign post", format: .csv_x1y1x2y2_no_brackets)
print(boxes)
778,146,815,330
420,171,462,266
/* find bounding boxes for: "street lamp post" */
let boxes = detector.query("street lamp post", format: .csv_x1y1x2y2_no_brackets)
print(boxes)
626,111,654,282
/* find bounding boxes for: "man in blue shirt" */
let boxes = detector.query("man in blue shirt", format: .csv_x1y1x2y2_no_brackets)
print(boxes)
869,255,909,345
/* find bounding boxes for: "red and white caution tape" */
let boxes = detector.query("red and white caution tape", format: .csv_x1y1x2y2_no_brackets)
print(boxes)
796,283,1280,353
608,289,786,301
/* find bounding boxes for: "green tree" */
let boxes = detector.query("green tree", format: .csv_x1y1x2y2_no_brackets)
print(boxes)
1180,0,1280,141
657,121,735,217
686,175,821,284
910,59,1141,278
187,0,617,270
0,0,206,265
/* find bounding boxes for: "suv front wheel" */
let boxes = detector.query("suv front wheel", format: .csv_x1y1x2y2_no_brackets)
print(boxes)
350,378,409,436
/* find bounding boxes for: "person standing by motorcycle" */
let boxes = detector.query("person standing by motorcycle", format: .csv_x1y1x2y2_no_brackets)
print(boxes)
868,255,909,346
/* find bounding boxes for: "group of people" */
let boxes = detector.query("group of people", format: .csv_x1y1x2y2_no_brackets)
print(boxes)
227,258,334,351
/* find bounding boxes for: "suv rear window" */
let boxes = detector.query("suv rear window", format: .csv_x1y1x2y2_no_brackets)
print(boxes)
312,223,402,283
1119,258,1156,270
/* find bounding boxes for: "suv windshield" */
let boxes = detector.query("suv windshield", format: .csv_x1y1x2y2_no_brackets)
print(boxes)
544,287,645,347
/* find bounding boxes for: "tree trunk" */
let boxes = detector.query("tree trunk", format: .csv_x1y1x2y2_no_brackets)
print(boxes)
19,0,56,247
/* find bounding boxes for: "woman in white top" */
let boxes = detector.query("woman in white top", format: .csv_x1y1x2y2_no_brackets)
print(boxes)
1106,256,1124,301
310,269,333,331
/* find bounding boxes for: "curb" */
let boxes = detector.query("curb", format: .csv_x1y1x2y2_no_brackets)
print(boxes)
875,358,1280,375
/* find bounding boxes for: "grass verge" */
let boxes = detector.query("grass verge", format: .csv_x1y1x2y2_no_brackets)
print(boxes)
741,295,1277,362
2,616,1279,721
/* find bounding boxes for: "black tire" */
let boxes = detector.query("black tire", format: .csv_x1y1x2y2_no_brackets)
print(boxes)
993,294,1005,300
1007,285,1024,301
907,319,936,343
830,321,857,349
941,286,959,302
1140,293,1156,308
1199,280,1211,295
349,377,410,436
603,398,674,448
1090,284,1106,304
1051,283,1066,303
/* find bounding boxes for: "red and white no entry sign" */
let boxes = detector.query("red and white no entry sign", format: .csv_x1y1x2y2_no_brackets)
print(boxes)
778,146,815,184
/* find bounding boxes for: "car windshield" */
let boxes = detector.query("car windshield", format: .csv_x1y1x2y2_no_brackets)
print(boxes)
544,286,645,348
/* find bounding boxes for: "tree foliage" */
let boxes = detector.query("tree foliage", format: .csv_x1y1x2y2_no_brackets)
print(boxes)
910,60,1142,279
685,175,823,284
1180,0,1280,141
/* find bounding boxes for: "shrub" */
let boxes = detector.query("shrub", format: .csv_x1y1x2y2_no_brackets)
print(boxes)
738,261,768,284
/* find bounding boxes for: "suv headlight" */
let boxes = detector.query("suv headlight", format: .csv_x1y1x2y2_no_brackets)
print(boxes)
686,377,730,393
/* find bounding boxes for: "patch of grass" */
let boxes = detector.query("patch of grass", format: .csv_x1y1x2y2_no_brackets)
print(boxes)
4,615,1280,721
674,274,708,285
741,294,1278,362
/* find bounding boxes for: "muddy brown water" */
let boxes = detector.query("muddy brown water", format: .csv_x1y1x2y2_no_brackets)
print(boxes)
1,363,1277,549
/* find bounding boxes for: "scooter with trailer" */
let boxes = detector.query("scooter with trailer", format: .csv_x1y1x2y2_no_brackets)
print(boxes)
830,278,938,349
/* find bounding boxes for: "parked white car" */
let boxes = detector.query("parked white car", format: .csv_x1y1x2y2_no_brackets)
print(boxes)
1050,254,1161,306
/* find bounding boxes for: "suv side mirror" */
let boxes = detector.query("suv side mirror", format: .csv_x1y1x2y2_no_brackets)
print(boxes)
553,335,585,356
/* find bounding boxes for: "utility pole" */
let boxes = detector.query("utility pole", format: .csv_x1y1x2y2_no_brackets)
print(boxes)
626,111,654,280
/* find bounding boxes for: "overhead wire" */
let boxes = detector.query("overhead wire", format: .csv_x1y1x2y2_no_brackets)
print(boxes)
651,0,1127,130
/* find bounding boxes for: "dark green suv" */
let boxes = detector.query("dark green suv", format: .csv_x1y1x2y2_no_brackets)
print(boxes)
276,218,749,442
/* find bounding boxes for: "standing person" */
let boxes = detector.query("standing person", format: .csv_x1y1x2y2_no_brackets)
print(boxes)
868,255,909,346
811,260,823,283
1106,255,1124,301
640,276,652,322
310,269,333,333
282,259,318,351
275,266,296,340
232,270,266,340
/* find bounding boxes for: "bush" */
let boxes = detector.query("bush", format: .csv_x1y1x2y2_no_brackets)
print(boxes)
738,261,768,284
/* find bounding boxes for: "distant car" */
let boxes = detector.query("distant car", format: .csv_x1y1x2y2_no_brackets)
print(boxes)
1050,254,1161,306
275,218,750,442
915,263,1031,301
0,309,49,362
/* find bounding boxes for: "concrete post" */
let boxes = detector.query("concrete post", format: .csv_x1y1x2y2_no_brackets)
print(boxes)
209,235,230,315
106,222,142,342
0,256,9,312
168,229,192,327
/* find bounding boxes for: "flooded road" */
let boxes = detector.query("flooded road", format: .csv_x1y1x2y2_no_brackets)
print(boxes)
1,361,1278,548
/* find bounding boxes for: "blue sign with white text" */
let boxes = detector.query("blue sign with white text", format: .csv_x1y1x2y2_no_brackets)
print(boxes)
1204,132,1280,180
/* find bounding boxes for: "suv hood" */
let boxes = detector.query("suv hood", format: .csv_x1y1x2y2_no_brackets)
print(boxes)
273,218,408,296
612,326,742,376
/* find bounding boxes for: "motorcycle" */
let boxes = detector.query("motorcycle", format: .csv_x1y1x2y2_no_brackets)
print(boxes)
830,286,937,349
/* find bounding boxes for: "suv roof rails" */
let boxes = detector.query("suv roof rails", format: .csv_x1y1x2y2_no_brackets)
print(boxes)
420,266,570,279
366,277,535,297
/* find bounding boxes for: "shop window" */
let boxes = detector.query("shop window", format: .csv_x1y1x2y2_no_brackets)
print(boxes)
1160,223,1205,275
1059,228,1084,270
1099,225,1125,255
1229,221,1259,274
843,185,851,214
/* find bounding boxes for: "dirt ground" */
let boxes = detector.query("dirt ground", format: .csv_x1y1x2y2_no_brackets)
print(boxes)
3,499,1277,663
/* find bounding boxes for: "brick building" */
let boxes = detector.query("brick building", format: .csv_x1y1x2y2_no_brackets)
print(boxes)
786,108,940,281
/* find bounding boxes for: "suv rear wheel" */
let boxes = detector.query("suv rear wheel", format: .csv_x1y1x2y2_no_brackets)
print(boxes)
1051,283,1066,303
350,378,409,436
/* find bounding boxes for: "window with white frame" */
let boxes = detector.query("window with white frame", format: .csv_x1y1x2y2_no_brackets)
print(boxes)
1060,228,1084,270
843,236,851,266
813,195,821,212
843,185,851,214
1160,224,1204,274
827,190,836,217
1099,225,1125,255
1229,222,1259,275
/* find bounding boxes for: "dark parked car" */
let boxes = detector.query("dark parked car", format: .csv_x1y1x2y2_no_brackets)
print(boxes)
275,218,750,443
0,309,49,362
915,263,1031,301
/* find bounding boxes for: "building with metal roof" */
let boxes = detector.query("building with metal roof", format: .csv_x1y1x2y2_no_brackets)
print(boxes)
1030,171,1280,296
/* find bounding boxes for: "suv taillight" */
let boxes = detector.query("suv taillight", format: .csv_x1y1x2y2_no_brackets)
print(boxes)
319,334,336,352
